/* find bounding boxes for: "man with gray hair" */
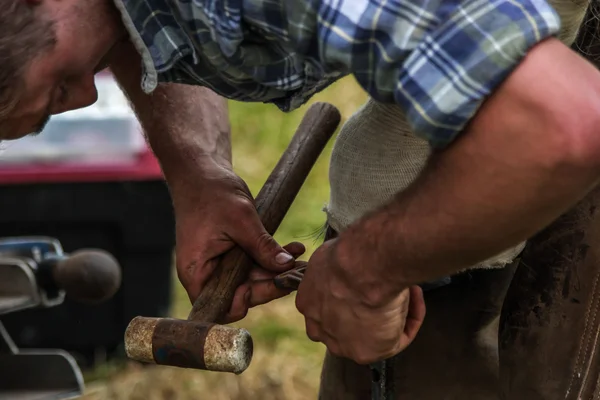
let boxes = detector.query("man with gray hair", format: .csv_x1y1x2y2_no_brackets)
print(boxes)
2,0,600,397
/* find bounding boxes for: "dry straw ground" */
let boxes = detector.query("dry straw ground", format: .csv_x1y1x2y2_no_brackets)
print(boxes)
81,77,368,400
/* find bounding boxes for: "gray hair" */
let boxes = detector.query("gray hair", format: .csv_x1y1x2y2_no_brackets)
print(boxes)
0,2,57,120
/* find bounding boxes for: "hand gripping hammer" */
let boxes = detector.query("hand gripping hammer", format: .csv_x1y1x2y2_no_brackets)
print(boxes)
123,102,341,374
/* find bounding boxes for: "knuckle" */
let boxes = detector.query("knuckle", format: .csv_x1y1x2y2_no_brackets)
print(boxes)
394,339,408,354
226,309,248,324
354,353,375,366
351,344,383,365
353,355,368,365
228,196,256,223
305,319,322,342
384,344,398,359
231,176,253,197
320,325,337,340
328,346,343,358
175,269,194,297
234,194,256,214
360,289,390,309
255,231,277,254
295,295,306,314
306,327,320,342
175,264,189,284
176,259,194,278
185,286,200,304
306,332,320,342
295,293,317,319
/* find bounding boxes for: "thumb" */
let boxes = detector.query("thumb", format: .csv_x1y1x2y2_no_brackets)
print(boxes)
399,285,426,351
228,209,296,272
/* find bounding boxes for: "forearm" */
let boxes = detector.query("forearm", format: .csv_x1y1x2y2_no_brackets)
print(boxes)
336,39,600,300
107,41,232,181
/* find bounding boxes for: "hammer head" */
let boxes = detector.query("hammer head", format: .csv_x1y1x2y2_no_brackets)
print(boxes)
124,316,253,374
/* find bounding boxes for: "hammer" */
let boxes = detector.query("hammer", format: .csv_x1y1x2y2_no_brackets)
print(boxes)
124,102,341,374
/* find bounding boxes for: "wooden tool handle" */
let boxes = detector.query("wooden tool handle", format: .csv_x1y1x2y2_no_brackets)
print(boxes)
188,102,341,322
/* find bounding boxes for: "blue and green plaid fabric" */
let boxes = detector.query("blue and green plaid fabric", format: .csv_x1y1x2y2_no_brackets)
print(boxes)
113,0,561,148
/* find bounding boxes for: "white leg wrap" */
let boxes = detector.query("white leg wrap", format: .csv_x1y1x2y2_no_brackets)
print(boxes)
325,98,525,270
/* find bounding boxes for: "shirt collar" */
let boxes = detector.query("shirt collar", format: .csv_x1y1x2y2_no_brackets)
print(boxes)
111,0,159,93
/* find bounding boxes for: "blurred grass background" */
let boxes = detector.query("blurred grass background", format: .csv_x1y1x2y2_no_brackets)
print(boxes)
81,76,368,400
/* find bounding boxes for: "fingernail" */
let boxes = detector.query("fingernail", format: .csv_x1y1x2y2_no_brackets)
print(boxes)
276,252,294,264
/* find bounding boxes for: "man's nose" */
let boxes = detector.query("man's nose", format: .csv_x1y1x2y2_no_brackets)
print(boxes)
52,74,99,115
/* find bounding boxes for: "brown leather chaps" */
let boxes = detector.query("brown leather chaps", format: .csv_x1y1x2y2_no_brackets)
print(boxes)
318,8,600,398
317,188,600,399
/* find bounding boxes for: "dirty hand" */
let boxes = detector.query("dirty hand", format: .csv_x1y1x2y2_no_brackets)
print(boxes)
170,157,304,322
295,238,426,365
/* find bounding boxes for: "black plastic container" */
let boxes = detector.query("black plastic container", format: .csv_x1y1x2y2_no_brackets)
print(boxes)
0,179,176,368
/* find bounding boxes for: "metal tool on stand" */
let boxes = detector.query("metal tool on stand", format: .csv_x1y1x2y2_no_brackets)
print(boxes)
0,236,121,400
273,264,397,400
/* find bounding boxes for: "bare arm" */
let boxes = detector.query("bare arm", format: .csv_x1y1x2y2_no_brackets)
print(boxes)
294,37,600,364
335,38,600,304
107,42,232,179
106,41,300,315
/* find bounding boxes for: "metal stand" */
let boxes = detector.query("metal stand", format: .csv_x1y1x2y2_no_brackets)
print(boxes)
0,237,121,400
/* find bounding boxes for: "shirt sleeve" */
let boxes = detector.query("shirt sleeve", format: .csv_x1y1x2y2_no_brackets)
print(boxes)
304,0,562,148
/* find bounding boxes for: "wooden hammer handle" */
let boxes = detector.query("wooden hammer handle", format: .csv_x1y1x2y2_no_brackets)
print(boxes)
188,102,341,322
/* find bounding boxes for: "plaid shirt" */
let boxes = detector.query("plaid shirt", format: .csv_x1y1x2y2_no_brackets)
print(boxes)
112,0,561,148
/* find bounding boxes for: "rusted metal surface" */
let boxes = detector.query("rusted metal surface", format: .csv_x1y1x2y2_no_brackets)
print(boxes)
125,317,253,373
203,325,253,374
151,319,215,370
124,316,159,364
124,306,252,372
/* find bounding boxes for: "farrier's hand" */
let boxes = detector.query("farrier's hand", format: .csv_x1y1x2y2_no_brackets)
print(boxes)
170,156,305,322
295,238,426,365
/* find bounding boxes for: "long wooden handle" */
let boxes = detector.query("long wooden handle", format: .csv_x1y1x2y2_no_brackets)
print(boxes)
188,102,341,322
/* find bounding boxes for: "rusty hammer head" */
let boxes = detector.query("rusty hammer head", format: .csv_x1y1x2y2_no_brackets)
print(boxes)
123,239,259,374
123,102,341,374
125,316,253,374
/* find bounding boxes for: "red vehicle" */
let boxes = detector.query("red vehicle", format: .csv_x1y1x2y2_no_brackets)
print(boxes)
0,71,175,368
0,71,163,184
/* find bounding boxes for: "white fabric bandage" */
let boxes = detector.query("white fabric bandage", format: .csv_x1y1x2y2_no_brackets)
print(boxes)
324,98,526,270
